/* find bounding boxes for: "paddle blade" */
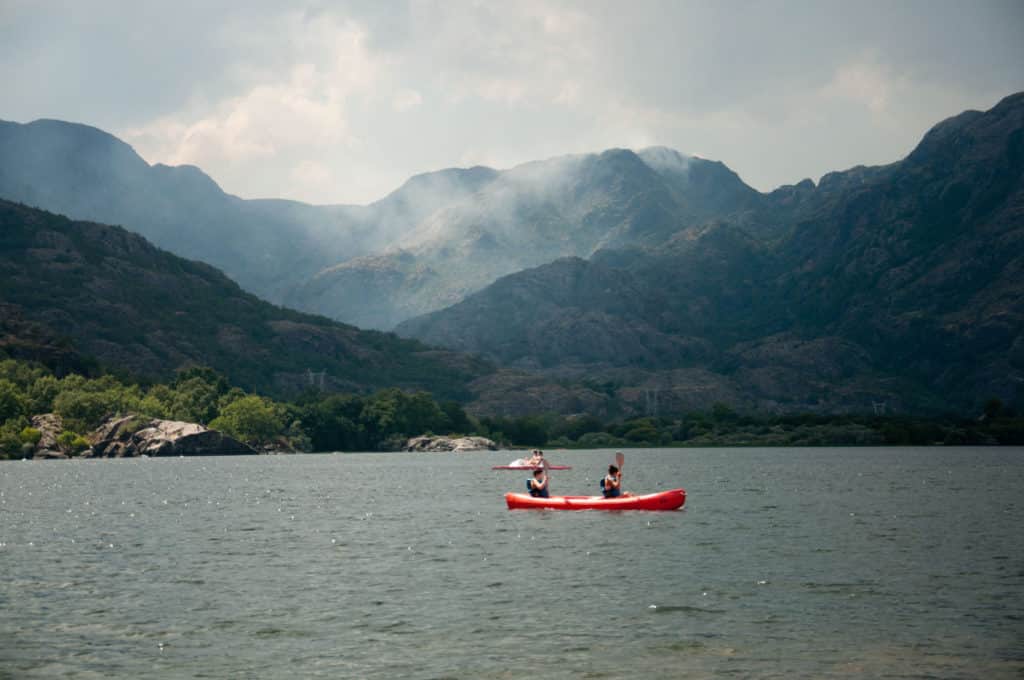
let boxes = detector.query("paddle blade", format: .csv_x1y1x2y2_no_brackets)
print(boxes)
615,451,625,469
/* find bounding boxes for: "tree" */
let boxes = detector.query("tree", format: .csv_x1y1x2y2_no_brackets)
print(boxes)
360,389,449,440
0,379,25,422
209,395,285,447
0,417,29,458
53,390,113,432
0,359,48,388
139,384,174,419
299,394,367,451
173,366,229,394
440,400,472,434
552,414,604,442
166,377,222,424
983,398,1004,420
26,375,60,414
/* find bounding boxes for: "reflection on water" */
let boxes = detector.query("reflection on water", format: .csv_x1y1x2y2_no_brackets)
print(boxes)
1,447,1023,678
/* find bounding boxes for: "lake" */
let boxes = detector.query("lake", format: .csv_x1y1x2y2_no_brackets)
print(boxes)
2,447,1022,678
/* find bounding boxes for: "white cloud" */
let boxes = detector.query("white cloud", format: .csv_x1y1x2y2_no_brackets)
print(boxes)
8,1,1013,203
123,11,381,198
392,89,423,112
822,56,897,114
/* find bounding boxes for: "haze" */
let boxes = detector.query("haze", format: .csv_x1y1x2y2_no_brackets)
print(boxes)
2,0,1022,204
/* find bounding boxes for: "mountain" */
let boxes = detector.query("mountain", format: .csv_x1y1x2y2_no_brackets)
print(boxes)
0,118,766,331
0,119,371,301
0,199,488,399
284,147,762,328
0,120,500,305
397,92,1024,414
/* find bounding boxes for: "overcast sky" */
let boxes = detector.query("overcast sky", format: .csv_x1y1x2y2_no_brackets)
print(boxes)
2,1,1022,204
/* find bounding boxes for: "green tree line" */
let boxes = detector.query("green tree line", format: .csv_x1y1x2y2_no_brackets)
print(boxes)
2,358,1022,459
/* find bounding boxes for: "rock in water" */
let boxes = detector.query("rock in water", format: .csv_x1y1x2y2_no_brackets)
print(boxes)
404,435,497,452
90,415,257,457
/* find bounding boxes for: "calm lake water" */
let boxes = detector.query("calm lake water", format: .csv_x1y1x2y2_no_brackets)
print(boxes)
2,447,1023,679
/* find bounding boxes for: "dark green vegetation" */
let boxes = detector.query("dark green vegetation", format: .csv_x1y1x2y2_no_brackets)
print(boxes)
398,92,1024,415
4,357,1019,460
0,359,473,458
478,400,1024,448
0,200,488,400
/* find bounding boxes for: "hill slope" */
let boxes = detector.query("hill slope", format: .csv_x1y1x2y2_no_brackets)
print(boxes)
0,119,498,304
398,92,1024,413
0,200,488,399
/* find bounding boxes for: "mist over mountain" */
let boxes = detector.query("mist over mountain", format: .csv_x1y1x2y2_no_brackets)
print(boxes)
0,199,488,399
397,92,1024,414
0,119,763,330
0,119,502,306
285,147,763,328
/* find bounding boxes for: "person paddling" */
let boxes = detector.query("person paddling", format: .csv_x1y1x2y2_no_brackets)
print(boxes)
527,468,549,498
601,464,622,498
601,452,631,498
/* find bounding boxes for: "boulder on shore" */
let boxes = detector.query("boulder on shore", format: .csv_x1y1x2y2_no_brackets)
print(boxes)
30,413,67,459
405,435,497,452
88,415,257,457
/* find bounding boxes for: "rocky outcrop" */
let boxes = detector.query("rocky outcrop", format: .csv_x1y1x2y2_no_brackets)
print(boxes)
88,415,257,457
405,435,497,452
30,413,66,459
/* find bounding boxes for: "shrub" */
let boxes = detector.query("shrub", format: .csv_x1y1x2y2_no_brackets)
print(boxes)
56,431,90,454
19,426,42,446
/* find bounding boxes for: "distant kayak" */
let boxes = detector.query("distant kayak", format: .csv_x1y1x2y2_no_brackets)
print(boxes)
505,488,686,511
492,464,572,470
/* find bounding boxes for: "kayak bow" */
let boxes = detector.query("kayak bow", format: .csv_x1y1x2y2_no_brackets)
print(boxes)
505,488,685,511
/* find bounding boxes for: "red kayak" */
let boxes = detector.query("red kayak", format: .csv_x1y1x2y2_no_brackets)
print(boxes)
505,488,685,511
492,465,572,470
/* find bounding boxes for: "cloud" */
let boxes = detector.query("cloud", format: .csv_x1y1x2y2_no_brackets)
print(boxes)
4,1,1021,203
392,89,423,112
822,56,897,114
123,10,381,198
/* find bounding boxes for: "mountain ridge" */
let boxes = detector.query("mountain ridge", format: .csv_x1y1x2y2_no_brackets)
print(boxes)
1,117,768,329
396,92,1024,413
284,145,765,328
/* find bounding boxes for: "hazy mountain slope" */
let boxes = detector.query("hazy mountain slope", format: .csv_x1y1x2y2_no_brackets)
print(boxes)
0,118,765,331
0,119,364,300
0,200,488,399
397,92,1024,412
286,147,761,328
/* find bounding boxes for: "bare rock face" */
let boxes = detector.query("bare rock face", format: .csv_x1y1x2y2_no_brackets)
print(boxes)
30,413,66,458
405,435,497,452
89,415,257,457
